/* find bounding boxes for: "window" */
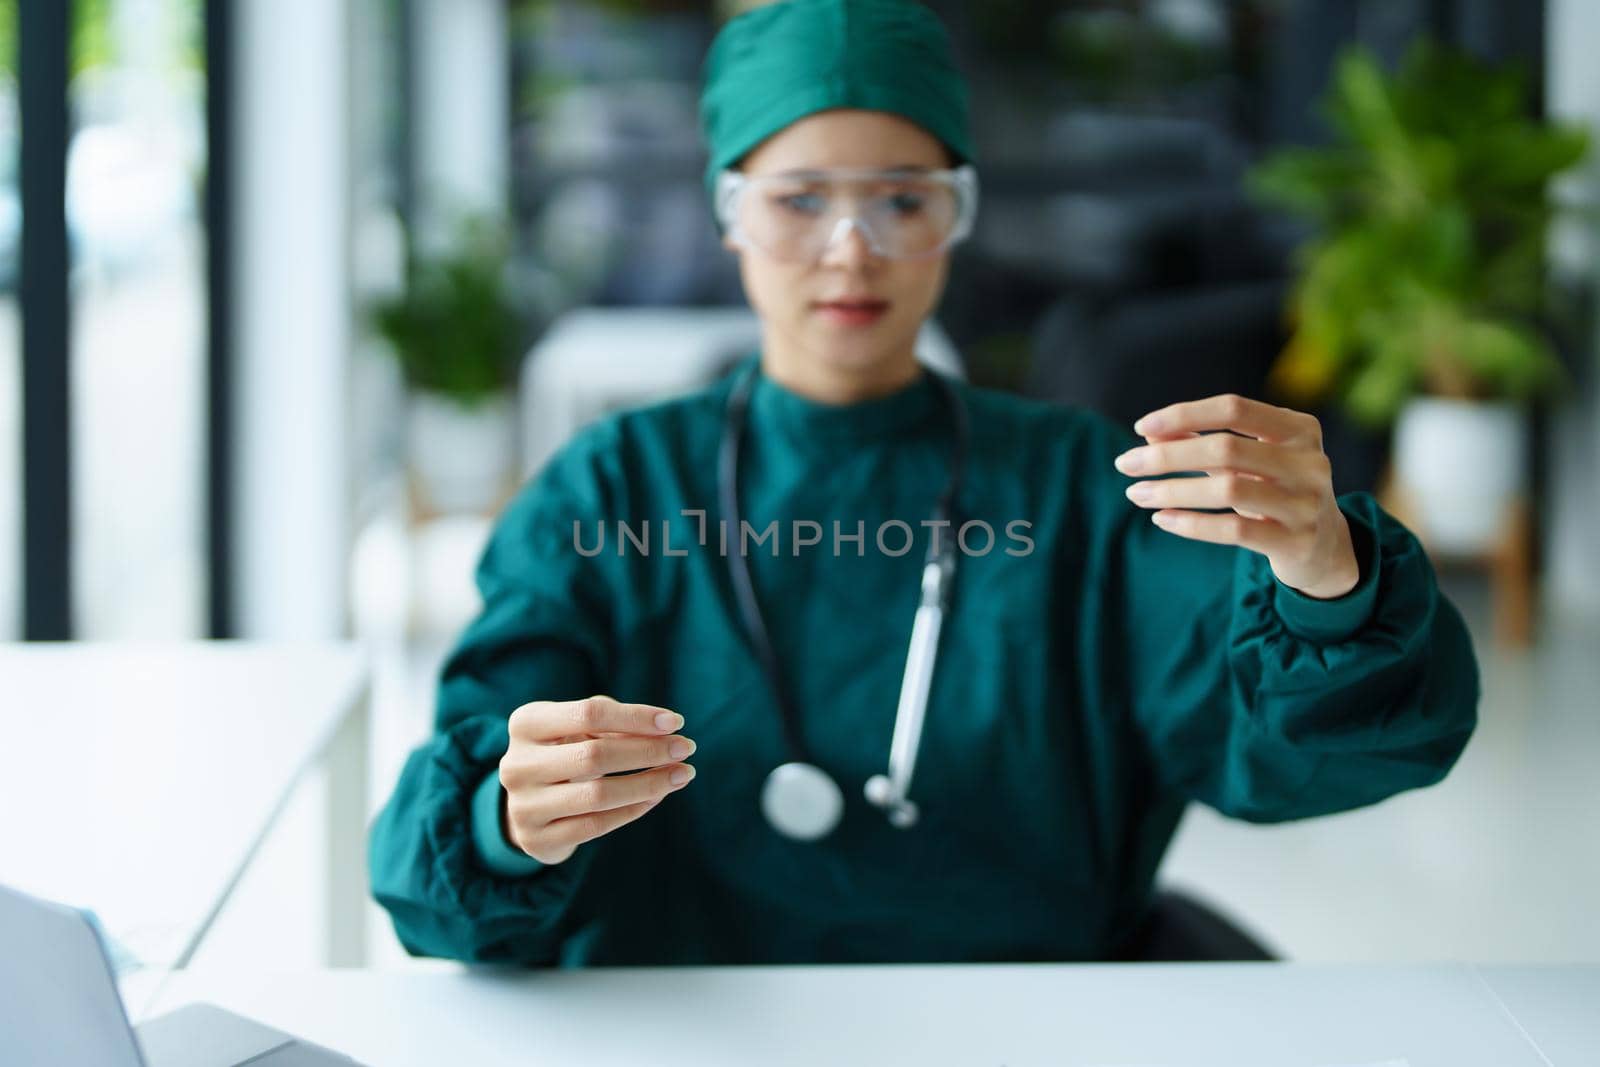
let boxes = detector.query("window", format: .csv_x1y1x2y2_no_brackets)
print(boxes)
68,0,207,637
0,0,19,640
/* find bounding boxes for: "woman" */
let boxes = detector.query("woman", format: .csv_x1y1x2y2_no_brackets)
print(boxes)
369,0,1478,966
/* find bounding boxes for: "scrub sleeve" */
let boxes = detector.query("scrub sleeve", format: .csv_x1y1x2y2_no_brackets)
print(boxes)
367,437,615,964
1081,412,1478,825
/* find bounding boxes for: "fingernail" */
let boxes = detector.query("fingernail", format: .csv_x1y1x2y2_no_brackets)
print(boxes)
669,737,695,759
655,711,683,732
1134,415,1165,434
1114,448,1148,474
1125,483,1154,504
1152,512,1175,528
670,765,696,786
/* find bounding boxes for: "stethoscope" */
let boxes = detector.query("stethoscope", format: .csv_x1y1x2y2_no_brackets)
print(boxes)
717,359,970,841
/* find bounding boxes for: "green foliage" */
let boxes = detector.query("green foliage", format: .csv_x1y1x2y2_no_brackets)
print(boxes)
966,331,1033,393
72,0,115,76
1049,8,1228,100
0,1,13,83
1250,42,1589,427
368,217,530,407
0,0,202,81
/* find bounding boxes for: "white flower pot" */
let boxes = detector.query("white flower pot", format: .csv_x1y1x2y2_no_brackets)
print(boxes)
406,391,517,515
1393,396,1527,555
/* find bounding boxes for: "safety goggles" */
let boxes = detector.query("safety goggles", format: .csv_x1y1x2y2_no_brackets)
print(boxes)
715,165,979,263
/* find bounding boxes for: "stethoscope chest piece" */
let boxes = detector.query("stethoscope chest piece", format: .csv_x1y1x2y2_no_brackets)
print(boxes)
761,761,844,841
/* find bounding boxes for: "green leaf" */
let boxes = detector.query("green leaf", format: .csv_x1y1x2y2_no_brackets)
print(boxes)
1455,319,1568,400
1249,150,1368,221
1343,333,1420,427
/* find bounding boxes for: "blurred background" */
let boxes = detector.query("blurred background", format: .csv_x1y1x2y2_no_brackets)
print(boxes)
2,0,1597,971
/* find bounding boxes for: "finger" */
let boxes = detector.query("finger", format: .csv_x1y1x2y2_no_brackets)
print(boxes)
536,733,697,785
551,730,636,747
1148,509,1298,555
510,695,684,743
1134,394,1320,445
532,762,696,821
1114,433,1295,482
1125,472,1320,530
536,798,663,854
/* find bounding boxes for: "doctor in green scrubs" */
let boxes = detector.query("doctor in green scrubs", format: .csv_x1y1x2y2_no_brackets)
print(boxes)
368,0,1479,966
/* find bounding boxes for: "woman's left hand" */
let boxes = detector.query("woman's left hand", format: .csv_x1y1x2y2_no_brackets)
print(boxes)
1114,393,1361,600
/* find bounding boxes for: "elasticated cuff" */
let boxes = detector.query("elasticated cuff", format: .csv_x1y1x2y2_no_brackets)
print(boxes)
1272,502,1380,645
471,769,546,878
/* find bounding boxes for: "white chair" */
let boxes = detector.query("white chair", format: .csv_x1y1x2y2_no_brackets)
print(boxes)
520,306,963,478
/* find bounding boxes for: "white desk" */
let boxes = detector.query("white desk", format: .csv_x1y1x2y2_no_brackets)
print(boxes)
1472,965,1600,1066
0,641,369,968
141,963,1598,1066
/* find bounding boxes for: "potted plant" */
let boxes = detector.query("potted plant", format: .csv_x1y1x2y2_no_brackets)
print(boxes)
370,215,531,515
1250,42,1589,554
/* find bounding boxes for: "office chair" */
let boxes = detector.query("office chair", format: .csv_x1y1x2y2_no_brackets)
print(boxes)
1114,889,1279,962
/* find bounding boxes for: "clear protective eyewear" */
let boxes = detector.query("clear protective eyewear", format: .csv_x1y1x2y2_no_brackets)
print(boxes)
715,164,979,263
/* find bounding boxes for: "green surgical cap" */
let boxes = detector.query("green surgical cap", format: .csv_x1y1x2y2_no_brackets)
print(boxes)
699,0,974,205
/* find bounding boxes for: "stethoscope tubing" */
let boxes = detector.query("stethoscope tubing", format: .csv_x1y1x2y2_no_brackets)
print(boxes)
718,358,969,831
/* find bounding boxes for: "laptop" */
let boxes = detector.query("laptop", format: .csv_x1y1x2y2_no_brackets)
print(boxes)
0,881,365,1067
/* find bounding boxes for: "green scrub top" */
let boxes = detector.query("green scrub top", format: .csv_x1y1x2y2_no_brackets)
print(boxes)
367,354,1479,965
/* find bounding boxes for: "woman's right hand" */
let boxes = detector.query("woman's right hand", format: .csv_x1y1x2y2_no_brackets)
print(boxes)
498,695,697,865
